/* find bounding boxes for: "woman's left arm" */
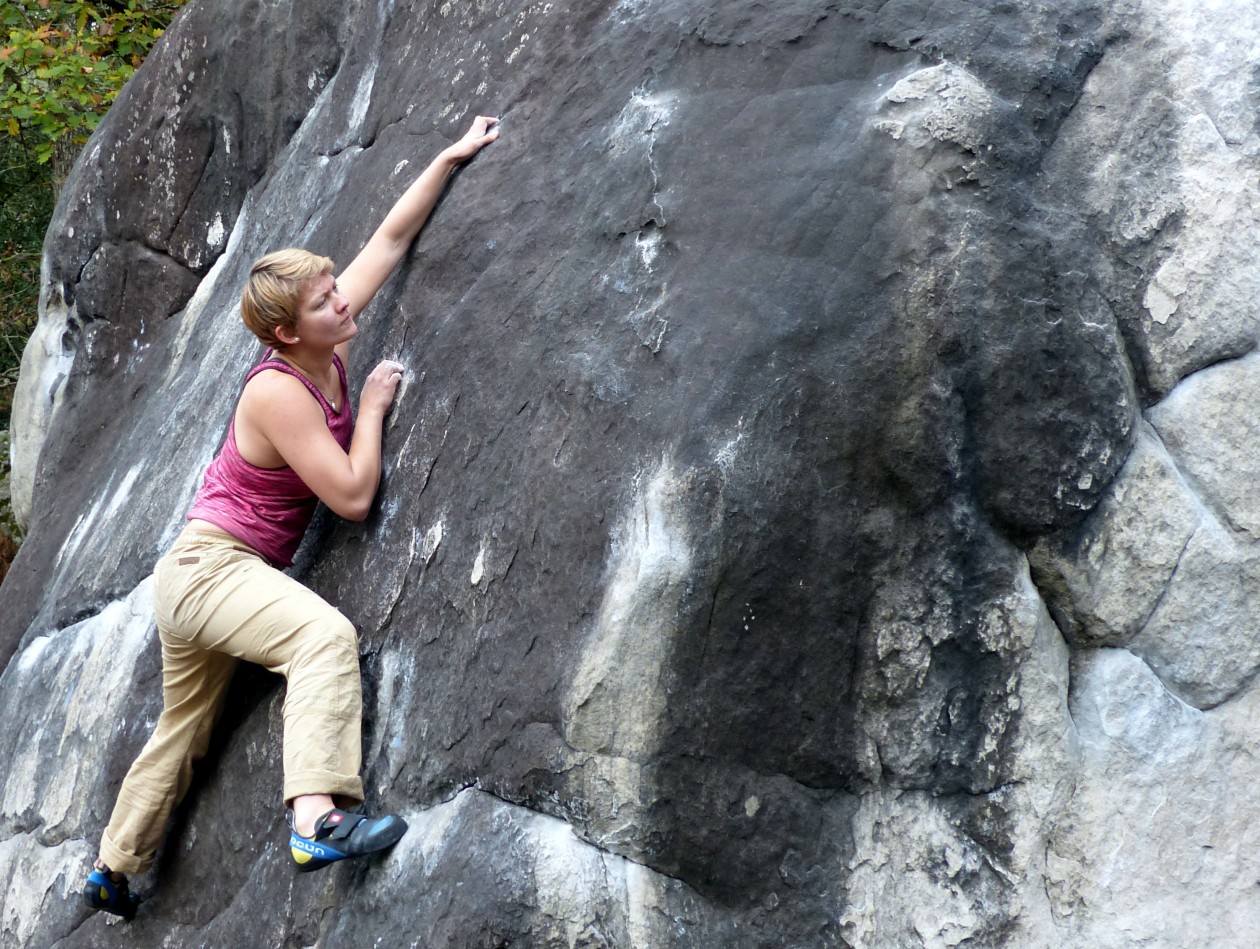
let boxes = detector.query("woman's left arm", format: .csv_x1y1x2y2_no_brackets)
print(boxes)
335,114,499,355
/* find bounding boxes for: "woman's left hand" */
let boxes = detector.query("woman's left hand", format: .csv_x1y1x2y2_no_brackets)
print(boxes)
442,115,500,164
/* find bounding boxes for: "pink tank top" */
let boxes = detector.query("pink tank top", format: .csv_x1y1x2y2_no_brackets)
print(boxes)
186,354,353,567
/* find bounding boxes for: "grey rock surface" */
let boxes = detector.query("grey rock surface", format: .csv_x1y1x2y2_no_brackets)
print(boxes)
3,0,1260,946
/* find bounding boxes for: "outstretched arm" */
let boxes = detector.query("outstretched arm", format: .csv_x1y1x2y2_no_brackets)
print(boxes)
336,115,499,350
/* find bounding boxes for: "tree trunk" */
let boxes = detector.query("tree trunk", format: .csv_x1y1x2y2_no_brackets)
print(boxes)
50,136,81,202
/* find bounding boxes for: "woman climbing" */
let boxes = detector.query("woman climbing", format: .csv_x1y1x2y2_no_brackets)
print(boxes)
83,114,500,919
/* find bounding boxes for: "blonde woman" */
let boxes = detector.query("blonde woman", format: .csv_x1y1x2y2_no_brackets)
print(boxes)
84,115,500,919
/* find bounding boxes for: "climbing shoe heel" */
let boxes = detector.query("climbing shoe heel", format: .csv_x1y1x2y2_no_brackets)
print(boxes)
84,868,140,920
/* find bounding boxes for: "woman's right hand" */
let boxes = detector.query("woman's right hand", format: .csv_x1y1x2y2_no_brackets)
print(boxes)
361,359,406,416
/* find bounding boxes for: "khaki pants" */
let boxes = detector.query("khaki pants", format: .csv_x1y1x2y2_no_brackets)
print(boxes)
99,528,364,874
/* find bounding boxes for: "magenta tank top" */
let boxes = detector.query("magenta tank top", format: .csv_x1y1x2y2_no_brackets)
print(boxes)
186,354,353,567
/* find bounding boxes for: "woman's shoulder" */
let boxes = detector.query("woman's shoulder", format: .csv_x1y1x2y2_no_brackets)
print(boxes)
242,362,308,393
239,366,322,418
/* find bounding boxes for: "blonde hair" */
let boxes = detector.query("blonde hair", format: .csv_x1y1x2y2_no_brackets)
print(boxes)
240,248,335,348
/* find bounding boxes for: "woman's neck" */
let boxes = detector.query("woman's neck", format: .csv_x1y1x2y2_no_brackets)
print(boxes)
274,344,334,379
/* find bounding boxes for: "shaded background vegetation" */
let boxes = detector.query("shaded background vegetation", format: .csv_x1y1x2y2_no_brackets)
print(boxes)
0,136,49,424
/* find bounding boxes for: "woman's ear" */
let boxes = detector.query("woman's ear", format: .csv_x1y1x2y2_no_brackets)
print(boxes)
274,324,300,346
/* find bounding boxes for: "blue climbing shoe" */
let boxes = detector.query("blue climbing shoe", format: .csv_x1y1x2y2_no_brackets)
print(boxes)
83,867,140,920
289,808,408,873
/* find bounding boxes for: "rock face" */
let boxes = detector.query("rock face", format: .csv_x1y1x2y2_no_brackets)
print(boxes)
4,0,1260,946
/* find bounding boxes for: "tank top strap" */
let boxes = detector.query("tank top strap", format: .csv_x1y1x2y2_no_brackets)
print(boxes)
331,353,349,418
248,352,346,420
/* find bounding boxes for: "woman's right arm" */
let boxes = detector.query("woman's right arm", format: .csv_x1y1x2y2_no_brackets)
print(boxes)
241,360,405,521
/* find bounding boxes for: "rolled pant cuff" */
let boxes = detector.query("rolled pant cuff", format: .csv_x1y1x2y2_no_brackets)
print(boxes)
99,829,152,876
284,770,364,808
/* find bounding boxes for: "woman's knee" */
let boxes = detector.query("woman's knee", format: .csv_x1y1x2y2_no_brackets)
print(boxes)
290,610,359,666
325,612,359,652
284,613,361,712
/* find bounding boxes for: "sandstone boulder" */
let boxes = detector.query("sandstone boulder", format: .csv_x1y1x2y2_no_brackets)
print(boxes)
4,0,1260,946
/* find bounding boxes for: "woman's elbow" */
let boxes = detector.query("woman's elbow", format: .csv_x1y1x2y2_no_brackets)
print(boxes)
342,499,373,522
320,474,379,521
326,493,373,522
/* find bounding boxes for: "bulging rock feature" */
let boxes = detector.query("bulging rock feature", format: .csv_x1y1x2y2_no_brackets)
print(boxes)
564,459,694,760
4,0,1260,946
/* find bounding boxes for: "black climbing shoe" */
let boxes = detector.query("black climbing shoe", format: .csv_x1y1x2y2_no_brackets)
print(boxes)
289,808,408,873
84,867,140,920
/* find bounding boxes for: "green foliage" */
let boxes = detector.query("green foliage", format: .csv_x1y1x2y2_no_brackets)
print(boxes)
1,0,189,164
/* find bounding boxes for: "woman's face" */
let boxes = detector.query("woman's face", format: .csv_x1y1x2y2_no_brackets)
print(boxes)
293,273,355,347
